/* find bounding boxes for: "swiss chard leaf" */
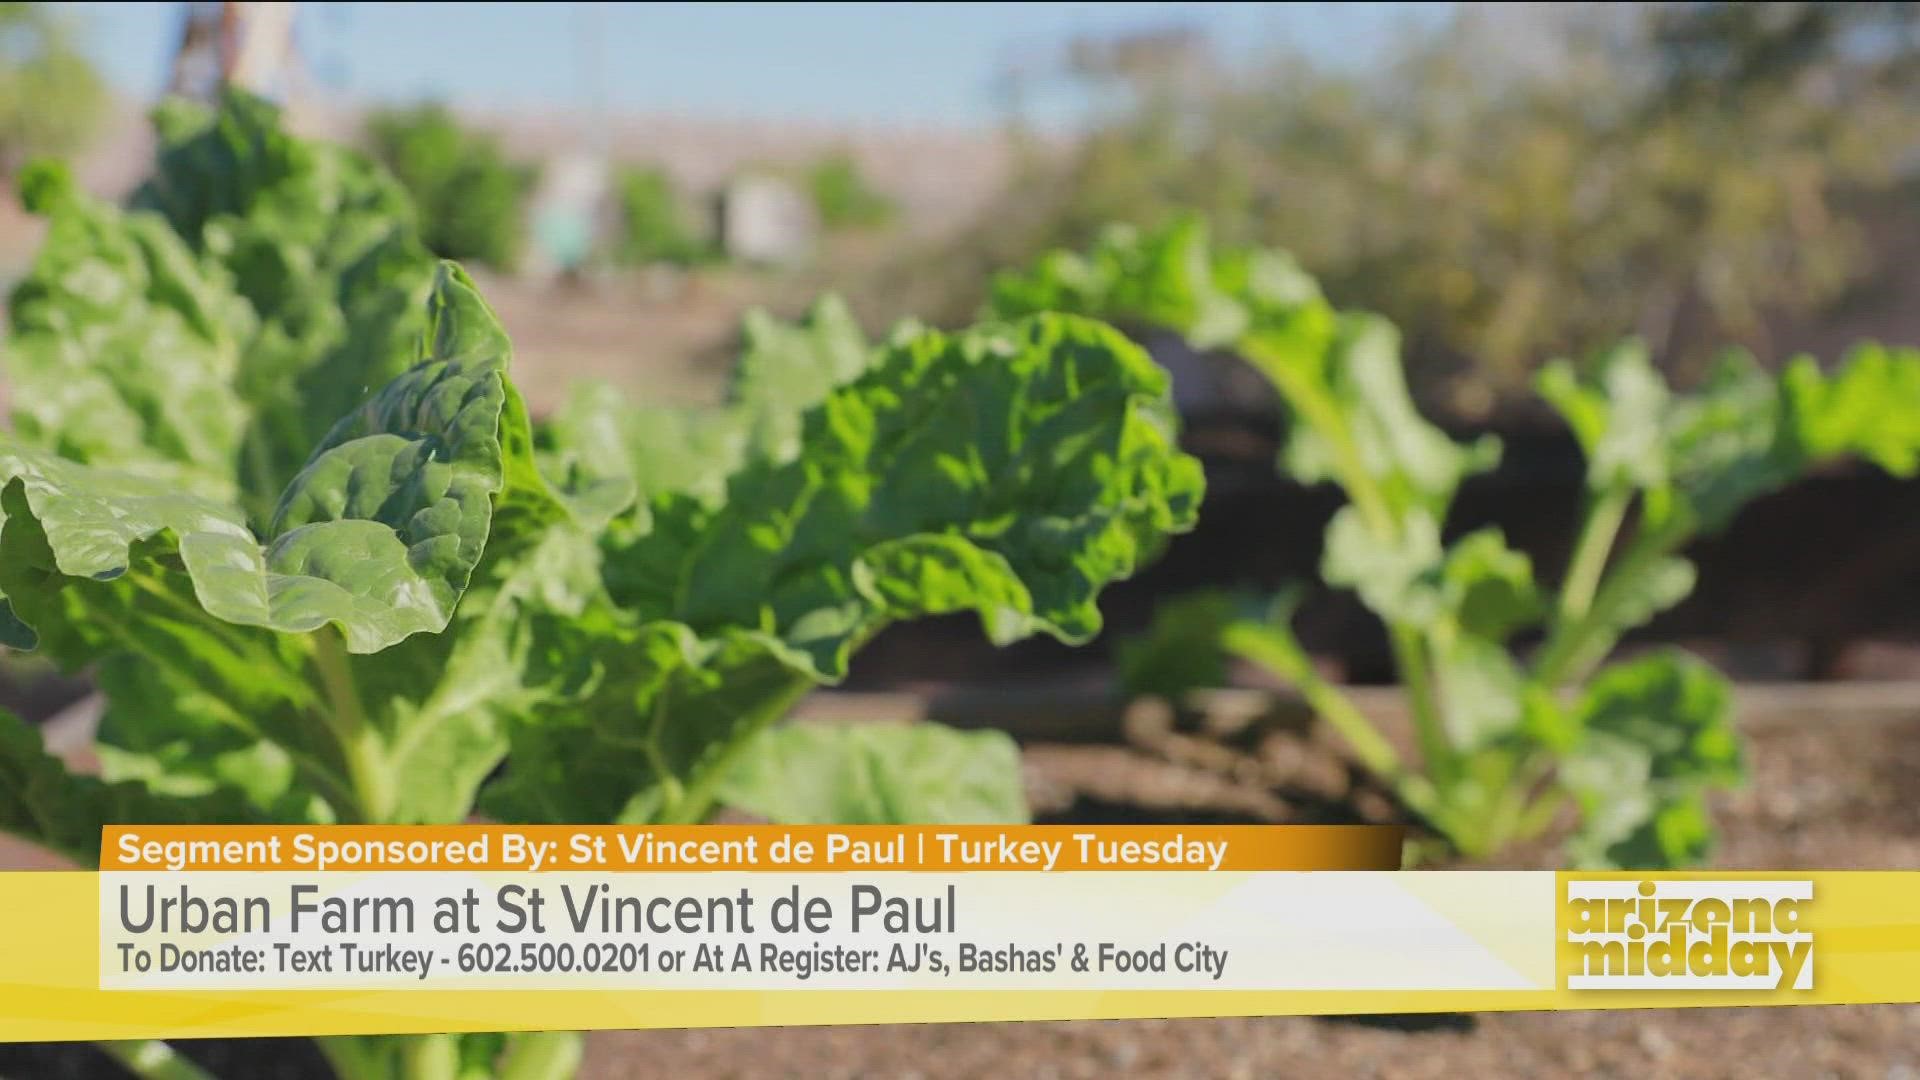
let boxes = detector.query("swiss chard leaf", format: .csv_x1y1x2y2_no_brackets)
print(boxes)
0,708,285,865
989,219,1255,349
1561,650,1744,869
991,217,1498,515
538,380,736,511
1255,312,1500,518
1780,343,1920,475
490,313,1204,825
133,89,439,515
1536,341,1671,495
1320,505,1446,628
1440,529,1543,643
5,162,251,503
607,313,1203,675
717,722,1029,825
536,295,879,515
0,265,585,826
1541,340,1920,537
0,265,520,656
729,294,874,462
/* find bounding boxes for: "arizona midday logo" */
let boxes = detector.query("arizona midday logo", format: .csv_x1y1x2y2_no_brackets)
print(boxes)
1565,879,1813,990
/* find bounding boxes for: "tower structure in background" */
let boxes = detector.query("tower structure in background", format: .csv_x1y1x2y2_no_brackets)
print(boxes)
167,2,300,101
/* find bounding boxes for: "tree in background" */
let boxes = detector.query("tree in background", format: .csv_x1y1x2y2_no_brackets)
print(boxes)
807,151,896,230
909,3,1920,414
611,165,710,267
363,102,536,271
0,3,106,177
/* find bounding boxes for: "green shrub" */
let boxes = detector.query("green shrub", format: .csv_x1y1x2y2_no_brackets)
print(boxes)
364,102,535,270
998,217,1920,868
610,165,709,266
0,3,106,176
807,151,896,230
0,92,1204,1080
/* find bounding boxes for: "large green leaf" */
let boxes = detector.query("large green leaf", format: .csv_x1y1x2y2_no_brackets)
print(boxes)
0,266,582,826
1114,590,1241,700
992,217,1497,515
132,89,438,515
1536,341,1671,494
4,161,251,503
1561,650,1744,869
1542,341,1920,536
610,313,1203,673
0,708,285,866
75,483,605,827
718,722,1029,825
491,313,1204,824
0,265,520,657
135,92,411,242
729,294,874,459
538,380,736,511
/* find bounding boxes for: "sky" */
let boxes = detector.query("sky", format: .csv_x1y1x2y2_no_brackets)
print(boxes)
64,2,1452,131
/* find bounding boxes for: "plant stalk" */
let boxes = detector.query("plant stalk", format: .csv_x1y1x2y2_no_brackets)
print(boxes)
1557,486,1631,623
315,1035,383,1080
400,1033,458,1080
1245,339,1454,780
97,1040,217,1080
1224,627,1396,778
499,1031,585,1080
1534,516,1689,687
655,676,818,825
310,630,393,823
1388,625,1453,784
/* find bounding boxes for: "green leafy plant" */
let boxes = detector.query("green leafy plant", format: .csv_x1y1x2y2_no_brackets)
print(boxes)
718,723,1027,825
3,258,590,1079
806,151,896,231
364,102,535,271
502,308,1203,826
609,165,711,267
0,3,107,176
537,292,877,507
995,217,1920,868
10,89,440,523
0,95,1202,1080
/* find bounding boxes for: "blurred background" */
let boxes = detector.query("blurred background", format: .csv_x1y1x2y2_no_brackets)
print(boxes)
3,3,1920,1077
12,1,1920,685
16,3,1920,412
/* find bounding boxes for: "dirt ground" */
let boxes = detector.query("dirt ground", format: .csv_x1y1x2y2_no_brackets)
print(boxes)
585,1004,1920,1080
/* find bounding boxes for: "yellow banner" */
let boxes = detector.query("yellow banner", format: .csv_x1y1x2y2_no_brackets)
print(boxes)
2,863,1917,1042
